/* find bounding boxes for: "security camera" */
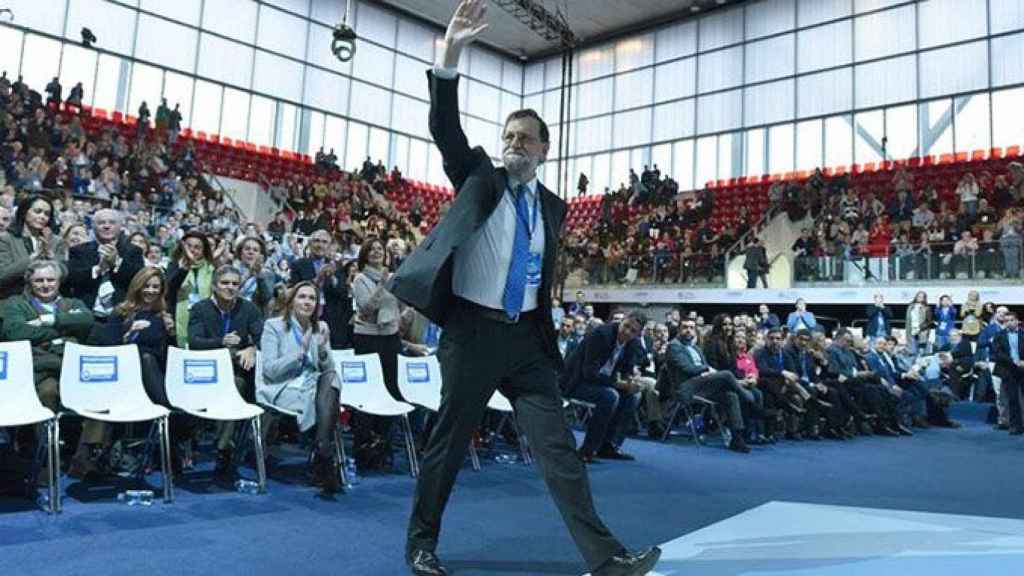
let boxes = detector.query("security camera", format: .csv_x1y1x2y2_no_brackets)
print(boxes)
331,24,357,63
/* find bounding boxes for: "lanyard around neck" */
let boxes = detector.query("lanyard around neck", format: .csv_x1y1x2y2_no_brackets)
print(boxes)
509,184,540,240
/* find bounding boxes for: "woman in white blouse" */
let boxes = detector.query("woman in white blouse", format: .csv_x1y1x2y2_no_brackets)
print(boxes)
905,290,934,357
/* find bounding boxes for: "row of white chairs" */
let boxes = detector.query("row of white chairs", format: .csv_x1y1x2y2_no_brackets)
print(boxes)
0,341,522,514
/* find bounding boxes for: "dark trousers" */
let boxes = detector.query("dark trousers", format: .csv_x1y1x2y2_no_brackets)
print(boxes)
352,332,402,466
1001,372,1024,429
844,375,899,426
677,370,752,431
407,306,623,570
570,382,640,453
745,268,767,288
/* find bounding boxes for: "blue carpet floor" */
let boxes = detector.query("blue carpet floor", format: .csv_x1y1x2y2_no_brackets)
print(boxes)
1,403,1022,576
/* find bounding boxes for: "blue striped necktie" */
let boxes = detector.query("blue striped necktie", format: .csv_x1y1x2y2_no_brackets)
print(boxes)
502,184,531,319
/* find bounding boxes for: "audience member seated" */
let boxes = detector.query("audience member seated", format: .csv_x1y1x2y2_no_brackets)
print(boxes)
732,332,769,444
0,194,63,298
188,264,264,480
258,281,342,494
826,331,902,437
233,236,276,313
166,230,217,348
562,313,646,463
755,328,813,440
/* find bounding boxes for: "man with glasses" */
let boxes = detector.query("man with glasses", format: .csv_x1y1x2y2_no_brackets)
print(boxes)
289,229,351,348
664,319,756,453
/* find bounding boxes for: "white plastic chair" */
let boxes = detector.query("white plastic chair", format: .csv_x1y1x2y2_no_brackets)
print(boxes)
335,352,420,477
254,350,349,488
0,341,60,513
487,390,532,465
396,355,480,471
59,343,173,503
165,347,267,492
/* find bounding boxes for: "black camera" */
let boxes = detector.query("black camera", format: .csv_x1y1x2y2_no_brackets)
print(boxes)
81,27,97,48
331,24,357,63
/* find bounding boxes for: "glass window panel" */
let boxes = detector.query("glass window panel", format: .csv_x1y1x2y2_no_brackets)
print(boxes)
798,0,852,27
65,0,136,55
58,45,97,108
718,133,738,179
746,128,766,177
797,68,853,118
0,27,21,79
698,46,743,93
470,48,503,86
855,0,906,12
993,87,1024,148
394,55,429,100
135,15,197,73
368,127,390,165
655,58,696,103
855,55,916,109
745,34,795,84
654,100,695,142
991,0,1024,34
695,136,718,188
304,68,350,116
428,146,445,186
575,78,613,118
202,0,258,43
392,94,429,139
992,32,1024,88
501,92,521,125
524,62,544,94
191,80,222,133
699,8,744,51
162,72,194,127
398,19,436,60
391,134,409,175
610,151,630,190
577,44,614,82
254,51,304,102
796,119,823,171
615,34,654,72
503,61,522,93
258,5,309,61
542,89,561,121
307,23,353,75
94,54,128,113
355,1,397,47
345,121,369,170
408,139,429,181
797,20,852,74
854,5,916,61
8,0,66,36
672,140,694,191
306,111,325,156
697,89,743,135
198,34,254,89
652,144,672,177
655,20,697,62
221,88,251,141
746,0,796,39
919,0,986,49
128,64,162,119
825,114,853,168
140,0,202,25
248,96,275,146
919,99,954,157
468,80,500,121
523,94,542,115
953,94,990,154
919,41,989,100
352,41,395,88
312,0,344,25
575,116,612,155
268,0,309,16
324,116,347,163
744,79,795,127
614,68,653,110
885,104,917,160
350,81,391,127
613,109,652,148
854,110,884,163
277,103,298,151
590,153,610,195
768,124,794,174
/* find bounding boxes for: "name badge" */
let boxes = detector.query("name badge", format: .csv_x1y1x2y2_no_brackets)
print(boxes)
341,361,367,384
526,253,542,286
80,355,118,383
0,351,7,380
406,362,430,383
187,292,202,309
939,321,949,332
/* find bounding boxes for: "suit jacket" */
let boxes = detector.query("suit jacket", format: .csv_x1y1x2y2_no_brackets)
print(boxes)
786,310,817,332
754,345,797,381
65,236,144,309
757,313,780,331
664,338,712,387
1,294,94,380
561,323,643,395
187,297,264,353
865,351,901,386
289,257,352,348
743,244,767,271
864,305,893,338
992,329,1024,380
387,71,566,366
0,232,36,299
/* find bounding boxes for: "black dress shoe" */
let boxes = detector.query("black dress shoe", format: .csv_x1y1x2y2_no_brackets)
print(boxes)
1010,428,1024,436
728,434,751,453
597,445,636,461
312,454,340,494
995,422,1010,431
406,549,448,576
784,431,803,441
593,546,662,576
214,449,236,480
934,419,961,429
647,422,665,439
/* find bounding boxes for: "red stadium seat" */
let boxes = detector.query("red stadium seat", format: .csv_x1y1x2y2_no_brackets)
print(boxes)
1006,145,1021,158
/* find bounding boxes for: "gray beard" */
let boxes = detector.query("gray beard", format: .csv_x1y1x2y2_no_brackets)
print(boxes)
503,153,536,182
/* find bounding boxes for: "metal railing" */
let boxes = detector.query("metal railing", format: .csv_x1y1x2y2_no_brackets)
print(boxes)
562,251,728,288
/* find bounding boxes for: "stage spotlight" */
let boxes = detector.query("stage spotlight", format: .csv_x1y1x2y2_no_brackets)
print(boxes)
81,27,97,48
331,23,357,63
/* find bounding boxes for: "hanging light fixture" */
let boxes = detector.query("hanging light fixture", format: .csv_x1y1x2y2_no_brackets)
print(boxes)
332,0,357,63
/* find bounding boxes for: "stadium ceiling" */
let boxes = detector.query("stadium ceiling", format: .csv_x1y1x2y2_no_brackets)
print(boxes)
373,0,746,61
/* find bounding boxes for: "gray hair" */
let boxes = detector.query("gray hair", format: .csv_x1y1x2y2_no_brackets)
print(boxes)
24,259,66,284
93,208,124,224
213,264,242,284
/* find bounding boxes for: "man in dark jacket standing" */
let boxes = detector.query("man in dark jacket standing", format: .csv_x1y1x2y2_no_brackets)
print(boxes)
743,236,768,288
389,3,659,575
992,312,1024,434
65,209,144,318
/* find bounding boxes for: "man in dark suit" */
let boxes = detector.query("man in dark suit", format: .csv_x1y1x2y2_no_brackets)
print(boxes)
188,265,264,477
864,293,893,340
389,3,659,575
756,304,780,332
562,315,645,462
992,312,1024,434
289,228,352,349
65,209,144,318
743,237,768,288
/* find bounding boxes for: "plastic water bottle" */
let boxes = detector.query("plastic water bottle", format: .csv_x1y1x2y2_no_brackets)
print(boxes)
344,457,359,487
36,492,51,510
494,453,518,465
235,479,260,495
117,490,154,506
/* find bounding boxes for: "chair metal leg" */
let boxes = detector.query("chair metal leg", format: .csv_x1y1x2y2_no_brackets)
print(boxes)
661,402,680,442
333,427,347,489
52,416,62,514
160,416,175,503
44,419,56,514
514,421,532,465
252,417,267,494
468,441,481,472
402,414,419,478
